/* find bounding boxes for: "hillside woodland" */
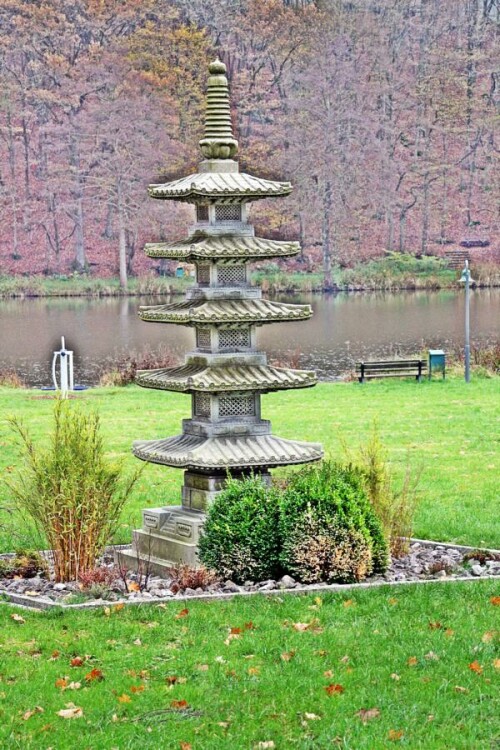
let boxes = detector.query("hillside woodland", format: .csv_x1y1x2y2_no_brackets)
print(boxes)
0,0,498,286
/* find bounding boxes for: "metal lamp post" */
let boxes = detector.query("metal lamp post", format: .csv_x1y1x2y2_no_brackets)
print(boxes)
459,260,475,383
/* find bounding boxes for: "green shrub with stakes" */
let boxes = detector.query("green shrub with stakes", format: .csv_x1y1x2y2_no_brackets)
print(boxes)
7,398,141,582
198,475,282,584
279,461,389,583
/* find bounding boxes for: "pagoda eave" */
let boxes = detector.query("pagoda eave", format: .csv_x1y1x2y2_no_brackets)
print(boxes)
144,236,300,261
148,171,293,203
135,364,317,393
138,299,313,325
132,434,323,471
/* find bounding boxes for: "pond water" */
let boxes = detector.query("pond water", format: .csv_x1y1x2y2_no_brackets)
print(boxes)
0,289,498,386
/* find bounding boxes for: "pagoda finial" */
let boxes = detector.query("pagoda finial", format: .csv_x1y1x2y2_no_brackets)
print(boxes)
199,58,238,160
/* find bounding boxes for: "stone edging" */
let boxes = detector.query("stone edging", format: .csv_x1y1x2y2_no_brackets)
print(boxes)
1,537,499,612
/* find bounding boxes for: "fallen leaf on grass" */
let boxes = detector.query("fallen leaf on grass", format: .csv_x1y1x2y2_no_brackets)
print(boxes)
197,664,209,671
57,704,83,719
293,619,323,633
444,629,455,637
248,666,260,676
175,608,189,619
482,631,497,643
293,622,310,632
230,626,242,635
55,678,68,690
323,670,334,678
130,684,145,693
454,686,469,693
23,706,44,720
324,684,344,695
70,657,84,667
255,743,275,749
10,614,25,624
343,599,355,608
469,661,483,674
66,682,81,691
179,743,192,749
340,655,350,664
49,650,60,661
303,713,321,720
245,621,255,630
171,700,189,710
424,651,439,661
429,621,443,630
218,721,230,728
388,598,398,606
490,596,500,606
407,656,418,667
388,729,404,741
356,707,380,723
133,639,142,646
85,668,104,682
390,673,401,681
281,651,295,662
493,659,500,670
118,694,131,703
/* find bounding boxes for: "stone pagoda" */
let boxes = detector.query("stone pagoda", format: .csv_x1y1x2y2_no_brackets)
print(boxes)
119,59,323,573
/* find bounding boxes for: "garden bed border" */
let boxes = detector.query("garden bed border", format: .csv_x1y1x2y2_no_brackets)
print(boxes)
1,538,499,612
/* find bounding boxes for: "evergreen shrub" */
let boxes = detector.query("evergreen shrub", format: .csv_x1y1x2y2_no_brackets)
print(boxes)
279,461,388,583
198,475,281,584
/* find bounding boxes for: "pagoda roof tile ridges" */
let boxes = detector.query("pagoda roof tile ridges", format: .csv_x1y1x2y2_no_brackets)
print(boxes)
138,298,312,325
133,433,323,471
135,363,317,392
145,235,300,261
148,171,292,202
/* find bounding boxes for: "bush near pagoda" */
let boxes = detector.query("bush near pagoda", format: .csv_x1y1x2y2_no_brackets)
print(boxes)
199,462,389,584
198,476,282,584
7,399,141,582
279,462,388,583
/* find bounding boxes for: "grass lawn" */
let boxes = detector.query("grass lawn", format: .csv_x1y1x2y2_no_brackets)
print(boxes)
0,377,498,550
1,581,498,749
0,379,499,748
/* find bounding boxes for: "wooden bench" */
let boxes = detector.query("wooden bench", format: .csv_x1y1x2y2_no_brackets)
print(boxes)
356,359,427,383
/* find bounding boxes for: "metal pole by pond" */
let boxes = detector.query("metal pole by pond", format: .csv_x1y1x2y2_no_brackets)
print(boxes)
459,260,474,383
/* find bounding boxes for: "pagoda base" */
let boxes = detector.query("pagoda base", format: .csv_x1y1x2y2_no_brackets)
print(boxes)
116,470,271,571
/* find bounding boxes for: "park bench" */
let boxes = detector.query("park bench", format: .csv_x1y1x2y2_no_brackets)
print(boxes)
356,359,427,383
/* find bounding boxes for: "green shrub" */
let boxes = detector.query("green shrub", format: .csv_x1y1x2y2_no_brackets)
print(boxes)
198,475,281,584
7,398,141,582
345,424,421,558
281,512,372,583
279,461,388,582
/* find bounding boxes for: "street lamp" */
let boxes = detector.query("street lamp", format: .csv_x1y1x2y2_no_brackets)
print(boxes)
459,260,475,383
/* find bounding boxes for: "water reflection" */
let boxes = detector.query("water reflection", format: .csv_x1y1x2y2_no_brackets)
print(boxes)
0,289,498,386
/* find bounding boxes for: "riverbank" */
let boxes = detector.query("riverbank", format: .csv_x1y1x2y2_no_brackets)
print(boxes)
1,255,499,297
1,377,498,552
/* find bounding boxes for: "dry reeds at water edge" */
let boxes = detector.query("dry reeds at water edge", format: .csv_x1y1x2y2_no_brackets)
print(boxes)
6,397,141,582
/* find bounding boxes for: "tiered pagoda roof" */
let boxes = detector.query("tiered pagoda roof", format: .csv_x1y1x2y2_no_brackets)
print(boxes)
133,57,322,475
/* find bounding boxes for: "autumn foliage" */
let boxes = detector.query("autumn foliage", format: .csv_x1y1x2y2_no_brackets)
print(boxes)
0,0,498,286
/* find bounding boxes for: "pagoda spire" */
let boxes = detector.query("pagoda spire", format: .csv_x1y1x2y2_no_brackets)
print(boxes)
199,58,238,161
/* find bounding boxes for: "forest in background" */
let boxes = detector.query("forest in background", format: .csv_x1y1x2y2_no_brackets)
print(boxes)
0,0,498,287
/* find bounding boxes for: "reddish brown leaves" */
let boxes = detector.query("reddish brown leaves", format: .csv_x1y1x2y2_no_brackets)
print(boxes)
407,656,418,667
130,684,145,693
70,657,84,668
469,661,483,674
388,729,404,741
170,699,189,710
324,683,344,696
175,608,189,619
490,596,500,606
280,650,295,662
85,668,104,682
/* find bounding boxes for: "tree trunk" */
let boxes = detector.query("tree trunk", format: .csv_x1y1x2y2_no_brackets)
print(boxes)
322,179,333,290
117,182,128,290
68,114,86,271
